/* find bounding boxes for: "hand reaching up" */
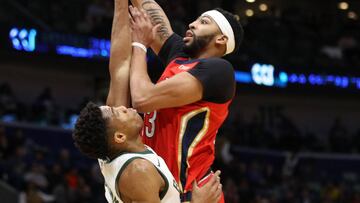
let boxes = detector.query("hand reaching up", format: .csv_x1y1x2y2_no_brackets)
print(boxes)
129,5,160,48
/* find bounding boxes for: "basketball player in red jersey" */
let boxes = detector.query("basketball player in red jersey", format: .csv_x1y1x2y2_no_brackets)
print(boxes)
128,1,244,202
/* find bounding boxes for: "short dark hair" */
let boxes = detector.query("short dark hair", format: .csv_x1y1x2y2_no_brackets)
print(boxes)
72,102,109,160
215,8,244,54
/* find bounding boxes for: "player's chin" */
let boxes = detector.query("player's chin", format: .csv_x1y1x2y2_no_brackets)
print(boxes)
135,115,144,128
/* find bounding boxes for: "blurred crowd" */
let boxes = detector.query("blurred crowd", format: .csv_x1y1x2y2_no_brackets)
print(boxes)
0,126,106,203
0,83,84,129
223,107,360,154
242,14,360,71
215,155,360,203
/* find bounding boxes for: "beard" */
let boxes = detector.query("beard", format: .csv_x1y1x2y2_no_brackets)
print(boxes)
183,33,215,58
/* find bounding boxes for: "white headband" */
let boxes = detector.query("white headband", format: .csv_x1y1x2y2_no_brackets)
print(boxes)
201,10,235,55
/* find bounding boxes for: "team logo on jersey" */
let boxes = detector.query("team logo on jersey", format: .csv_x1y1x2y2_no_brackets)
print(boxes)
179,65,191,70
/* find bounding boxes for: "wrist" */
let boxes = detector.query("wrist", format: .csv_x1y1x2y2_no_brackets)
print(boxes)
132,42,147,53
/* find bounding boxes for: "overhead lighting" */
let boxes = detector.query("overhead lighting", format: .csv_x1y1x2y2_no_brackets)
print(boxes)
246,9,254,17
259,4,268,11
338,2,349,10
348,11,358,19
246,0,255,3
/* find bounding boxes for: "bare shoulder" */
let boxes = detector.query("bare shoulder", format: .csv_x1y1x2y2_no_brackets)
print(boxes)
118,158,163,201
119,158,157,185
121,158,156,178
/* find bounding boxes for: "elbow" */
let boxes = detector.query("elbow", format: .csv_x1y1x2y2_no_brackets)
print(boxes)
130,84,158,112
131,99,145,112
131,96,152,113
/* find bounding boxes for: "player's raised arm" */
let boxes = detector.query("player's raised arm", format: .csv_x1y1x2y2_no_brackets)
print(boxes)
130,0,173,54
129,6,201,112
106,0,132,107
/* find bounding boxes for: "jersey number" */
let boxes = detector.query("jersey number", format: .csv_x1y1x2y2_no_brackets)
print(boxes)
144,111,157,138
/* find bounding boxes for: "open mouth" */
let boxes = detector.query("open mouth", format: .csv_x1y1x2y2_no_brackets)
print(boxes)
183,30,194,42
185,30,193,37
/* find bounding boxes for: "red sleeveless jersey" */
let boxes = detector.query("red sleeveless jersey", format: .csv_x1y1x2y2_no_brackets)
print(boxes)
141,57,232,193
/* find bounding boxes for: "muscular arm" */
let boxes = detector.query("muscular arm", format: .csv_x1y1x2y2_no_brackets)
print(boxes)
130,0,173,54
106,0,132,107
118,159,163,203
130,48,202,113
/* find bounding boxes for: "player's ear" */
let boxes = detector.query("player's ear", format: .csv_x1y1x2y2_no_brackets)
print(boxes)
114,131,127,144
215,35,228,46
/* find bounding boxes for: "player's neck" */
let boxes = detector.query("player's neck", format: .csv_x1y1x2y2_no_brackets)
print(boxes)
108,136,146,160
191,49,222,60
126,136,147,153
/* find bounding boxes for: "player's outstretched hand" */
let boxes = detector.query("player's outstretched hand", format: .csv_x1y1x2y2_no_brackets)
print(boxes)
191,170,222,203
129,5,160,48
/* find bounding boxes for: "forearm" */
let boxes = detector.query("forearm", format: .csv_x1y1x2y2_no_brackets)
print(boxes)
109,0,131,70
106,0,131,107
106,63,130,107
130,0,173,53
130,48,156,111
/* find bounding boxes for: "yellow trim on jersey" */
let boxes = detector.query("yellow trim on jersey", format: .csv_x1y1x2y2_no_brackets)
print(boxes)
177,107,210,193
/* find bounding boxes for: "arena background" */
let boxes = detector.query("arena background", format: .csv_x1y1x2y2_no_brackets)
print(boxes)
0,0,360,202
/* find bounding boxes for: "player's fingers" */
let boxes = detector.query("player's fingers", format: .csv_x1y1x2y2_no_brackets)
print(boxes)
205,174,217,188
130,6,140,22
129,5,135,17
213,170,221,186
193,179,199,193
142,10,152,24
129,13,135,24
217,183,222,193
141,9,147,18
129,16,136,29
214,170,221,177
135,8,146,23
130,22,135,30
215,184,222,201
192,179,199,190
209,170,221,187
